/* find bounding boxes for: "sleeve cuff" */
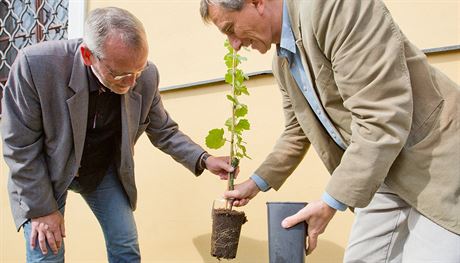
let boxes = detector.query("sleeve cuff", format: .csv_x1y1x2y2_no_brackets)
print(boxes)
250,174,271,192
322,192,347,211
194,151,207,175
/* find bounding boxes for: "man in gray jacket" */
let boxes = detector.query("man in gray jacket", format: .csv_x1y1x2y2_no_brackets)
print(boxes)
2,7,233,262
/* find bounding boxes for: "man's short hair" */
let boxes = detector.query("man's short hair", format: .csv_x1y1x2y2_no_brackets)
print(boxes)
199,0,246,23
83,7,146,58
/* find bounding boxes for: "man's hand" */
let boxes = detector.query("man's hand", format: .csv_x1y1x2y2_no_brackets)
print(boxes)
205,155,238,179
30,210,65,255
281,200,336,255
224,178,260,207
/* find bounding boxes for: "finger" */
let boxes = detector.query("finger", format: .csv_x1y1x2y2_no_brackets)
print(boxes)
53,231,63,250
306,233,318,255
233,198,249,207
61,221,66,238
239,198,250,206
46,230,58,255
223,189,242,199
233,167,240,178
281,212,307,229
222,162,234,173
30,225,38,249
305,237,309,256
232,199,241,206
38,230,48,255
219,171,229,178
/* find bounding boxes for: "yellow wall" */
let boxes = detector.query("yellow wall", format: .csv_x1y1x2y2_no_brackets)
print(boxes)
1,1,459,262
84,0,460,88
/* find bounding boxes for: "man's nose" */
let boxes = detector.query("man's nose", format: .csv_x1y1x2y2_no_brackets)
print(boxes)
228,36,242,51
123,75,137,87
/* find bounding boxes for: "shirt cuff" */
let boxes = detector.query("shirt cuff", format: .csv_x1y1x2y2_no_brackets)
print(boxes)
195,151,207,175
322,192,347,211
250,174,271,192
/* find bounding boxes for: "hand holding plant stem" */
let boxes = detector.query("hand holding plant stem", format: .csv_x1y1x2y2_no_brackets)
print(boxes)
205,40,251,210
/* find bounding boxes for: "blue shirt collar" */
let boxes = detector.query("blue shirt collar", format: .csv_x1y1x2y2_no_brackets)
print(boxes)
278,0,296,57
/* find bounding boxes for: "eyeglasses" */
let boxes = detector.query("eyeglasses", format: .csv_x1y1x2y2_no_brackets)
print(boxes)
95,54,148,81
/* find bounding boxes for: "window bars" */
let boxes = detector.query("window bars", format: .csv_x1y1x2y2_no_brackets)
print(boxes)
0,0,69,92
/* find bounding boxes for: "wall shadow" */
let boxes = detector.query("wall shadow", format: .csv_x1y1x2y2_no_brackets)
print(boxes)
193,234,268,263
193,234,345,262
307,240,345,262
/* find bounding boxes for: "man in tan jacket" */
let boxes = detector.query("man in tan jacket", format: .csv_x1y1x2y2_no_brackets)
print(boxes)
200,0,460,261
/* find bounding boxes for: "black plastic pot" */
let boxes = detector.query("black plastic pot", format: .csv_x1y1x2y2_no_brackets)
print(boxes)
267,202,308,263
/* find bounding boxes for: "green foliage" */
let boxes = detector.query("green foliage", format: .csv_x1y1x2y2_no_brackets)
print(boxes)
205,40,251,191
206,128,226,149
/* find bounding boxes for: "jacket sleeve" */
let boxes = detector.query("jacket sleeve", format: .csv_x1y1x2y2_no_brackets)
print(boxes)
143,64,205,175
311,0,413,207
254,57,310,190
2,50,58,219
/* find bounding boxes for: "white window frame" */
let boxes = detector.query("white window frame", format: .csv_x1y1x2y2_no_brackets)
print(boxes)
68,0,86,39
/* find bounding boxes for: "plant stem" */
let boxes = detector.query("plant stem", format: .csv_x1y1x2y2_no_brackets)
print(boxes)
228,49,237,191
227,49,237,210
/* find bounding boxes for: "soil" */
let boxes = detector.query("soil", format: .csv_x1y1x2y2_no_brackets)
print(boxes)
211,208,247,260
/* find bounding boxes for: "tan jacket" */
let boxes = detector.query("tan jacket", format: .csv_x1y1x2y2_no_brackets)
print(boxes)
256,0,460,234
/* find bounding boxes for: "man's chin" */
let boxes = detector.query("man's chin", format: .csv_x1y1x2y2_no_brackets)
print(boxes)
251,44,270,54
255,46,269,54
109,86,131,94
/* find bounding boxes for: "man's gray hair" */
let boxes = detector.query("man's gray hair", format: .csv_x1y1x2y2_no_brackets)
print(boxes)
200,0,246,23
84,7,146,58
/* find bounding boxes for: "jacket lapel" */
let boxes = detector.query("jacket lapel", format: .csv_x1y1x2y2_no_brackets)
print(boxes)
282,0,344,172
66,46,88,169
119,89,142,172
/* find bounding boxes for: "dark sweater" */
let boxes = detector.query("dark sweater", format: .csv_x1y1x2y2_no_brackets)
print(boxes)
74,66,121,193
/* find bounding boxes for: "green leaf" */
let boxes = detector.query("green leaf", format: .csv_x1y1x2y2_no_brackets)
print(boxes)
235,119,250,133
225,55,233,68
241,86,250,95
225,72,233,84
237,54,247,62
226,95,237,104
234,85,249,96
239,144,248,156
205,128,226,149
235,104,248,117
225,118,233,130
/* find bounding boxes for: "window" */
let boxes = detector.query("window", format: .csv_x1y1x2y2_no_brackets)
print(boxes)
0,0,69,112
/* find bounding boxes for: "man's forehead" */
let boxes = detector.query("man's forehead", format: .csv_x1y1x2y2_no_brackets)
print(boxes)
209,3,236,18
209,5,232,27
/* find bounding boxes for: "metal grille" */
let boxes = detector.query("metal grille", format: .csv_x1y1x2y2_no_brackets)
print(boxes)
0,0,69,91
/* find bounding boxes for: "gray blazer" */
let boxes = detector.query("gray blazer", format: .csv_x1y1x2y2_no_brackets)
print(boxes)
2,39,205,230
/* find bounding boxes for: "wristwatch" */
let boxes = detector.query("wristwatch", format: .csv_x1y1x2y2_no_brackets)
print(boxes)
199,152,211,170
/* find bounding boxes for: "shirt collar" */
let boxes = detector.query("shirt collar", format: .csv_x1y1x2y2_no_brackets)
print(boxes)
86,65,107,93
277,0,296,56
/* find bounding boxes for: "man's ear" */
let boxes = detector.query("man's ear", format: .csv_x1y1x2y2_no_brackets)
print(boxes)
252,0,265,14
80,44,93,66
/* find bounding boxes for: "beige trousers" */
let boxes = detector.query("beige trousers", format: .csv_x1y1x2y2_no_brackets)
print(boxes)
343,184,460,263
